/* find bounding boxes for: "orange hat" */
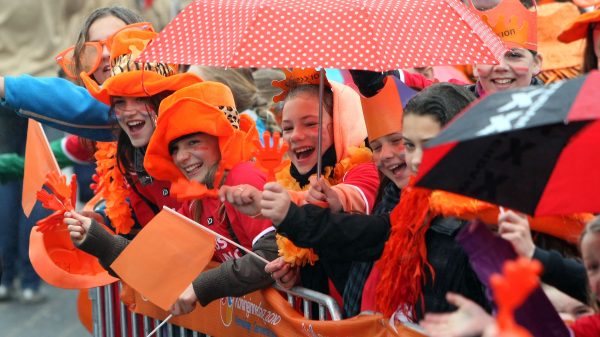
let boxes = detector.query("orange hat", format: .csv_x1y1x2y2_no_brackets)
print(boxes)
29,193,118,289
468,0,537,51
360,76,415,142
144,82,258,184
538,2,585,83
82,27,201,105
271,68,329,103
558,8,600,43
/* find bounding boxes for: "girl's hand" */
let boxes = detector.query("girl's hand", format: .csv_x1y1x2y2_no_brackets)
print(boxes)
261,182,291,225
498,210,535,258
63,211,92,246
265,257,299,289
306,177,342,212
219,184,262,216
170,284,197,316
420,292,495,337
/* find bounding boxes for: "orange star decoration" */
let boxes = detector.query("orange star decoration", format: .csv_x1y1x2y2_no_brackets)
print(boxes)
491,258,542,337
36,172,77,233
93,142,134,234
276,235,319,267
253,131,289,182
271,68,325,103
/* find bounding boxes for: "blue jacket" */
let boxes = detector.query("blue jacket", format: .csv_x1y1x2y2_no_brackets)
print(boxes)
2,75,115,141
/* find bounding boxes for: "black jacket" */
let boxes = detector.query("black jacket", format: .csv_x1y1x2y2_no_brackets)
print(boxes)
276,204,491,319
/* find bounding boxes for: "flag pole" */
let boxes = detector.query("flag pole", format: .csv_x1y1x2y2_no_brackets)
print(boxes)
146,314,173,337
162,207,270,265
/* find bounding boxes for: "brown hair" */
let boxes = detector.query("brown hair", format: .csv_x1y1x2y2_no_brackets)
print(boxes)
284,84,334,117
581,215,600,243
73,6,143,85
582,24,599,74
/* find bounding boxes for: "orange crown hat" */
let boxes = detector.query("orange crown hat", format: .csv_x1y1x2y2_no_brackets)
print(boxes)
271,68,330,103
558,8,600,43
538,2,584,83
81,27,201,105
468,0,538,51
144,82,258,184
360,76,417,143
273,68,367,162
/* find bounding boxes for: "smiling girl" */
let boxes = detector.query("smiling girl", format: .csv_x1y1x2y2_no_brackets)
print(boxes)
66,82,278,315
259,83,489,321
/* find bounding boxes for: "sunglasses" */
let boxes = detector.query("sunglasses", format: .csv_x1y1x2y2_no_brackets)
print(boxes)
55,22,154,80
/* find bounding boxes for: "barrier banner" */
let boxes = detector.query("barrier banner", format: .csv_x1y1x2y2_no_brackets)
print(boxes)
128,282,426,337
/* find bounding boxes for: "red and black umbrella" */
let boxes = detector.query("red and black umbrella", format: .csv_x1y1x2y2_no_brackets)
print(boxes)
415,70,600,216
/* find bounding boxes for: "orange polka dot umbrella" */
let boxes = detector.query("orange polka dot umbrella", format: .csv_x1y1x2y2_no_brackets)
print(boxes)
138,0,506,71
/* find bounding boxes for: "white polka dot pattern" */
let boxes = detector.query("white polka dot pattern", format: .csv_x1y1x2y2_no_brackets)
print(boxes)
139,0,506,70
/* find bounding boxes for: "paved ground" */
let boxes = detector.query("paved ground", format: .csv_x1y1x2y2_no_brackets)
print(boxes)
0,282,90,337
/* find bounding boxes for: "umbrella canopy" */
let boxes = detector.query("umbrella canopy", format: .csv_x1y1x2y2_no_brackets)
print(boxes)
415,71,600,216
139,0,506,70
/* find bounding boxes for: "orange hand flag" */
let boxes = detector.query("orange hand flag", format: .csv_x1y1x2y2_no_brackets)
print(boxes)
22,119,60,217
253,131,289,182
110,207,216,311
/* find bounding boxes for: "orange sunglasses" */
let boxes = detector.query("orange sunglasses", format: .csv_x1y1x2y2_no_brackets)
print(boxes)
55,22,154,80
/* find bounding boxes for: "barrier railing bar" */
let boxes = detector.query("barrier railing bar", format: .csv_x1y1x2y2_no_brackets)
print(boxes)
104,285,114,337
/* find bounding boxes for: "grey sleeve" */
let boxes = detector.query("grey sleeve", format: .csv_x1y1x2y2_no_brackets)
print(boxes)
76,219,130,276
192,230,279,306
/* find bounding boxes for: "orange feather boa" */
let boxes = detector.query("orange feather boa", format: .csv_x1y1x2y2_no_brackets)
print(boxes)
376,179,591,319
93,142,134,234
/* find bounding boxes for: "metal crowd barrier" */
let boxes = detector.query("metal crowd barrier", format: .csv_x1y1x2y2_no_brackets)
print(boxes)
90,281,342,337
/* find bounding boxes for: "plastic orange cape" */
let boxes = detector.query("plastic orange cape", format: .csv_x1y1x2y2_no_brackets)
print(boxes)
93,142,135,234
275,146,373,266
375,182,591,319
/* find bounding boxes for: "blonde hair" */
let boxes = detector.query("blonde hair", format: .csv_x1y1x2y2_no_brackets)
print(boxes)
581,215,600,243
580,215,600,310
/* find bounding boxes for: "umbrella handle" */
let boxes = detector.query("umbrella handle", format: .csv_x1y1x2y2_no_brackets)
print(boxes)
316,68,326,180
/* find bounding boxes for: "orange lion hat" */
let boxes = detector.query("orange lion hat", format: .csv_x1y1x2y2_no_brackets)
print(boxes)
81,25,201,105
144,82,258,184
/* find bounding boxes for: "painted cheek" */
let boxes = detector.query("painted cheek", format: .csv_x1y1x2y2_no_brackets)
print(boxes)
511,66,531,75
475,66,492,78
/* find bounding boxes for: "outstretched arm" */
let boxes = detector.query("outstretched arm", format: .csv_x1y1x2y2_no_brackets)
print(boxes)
261,182,390,261
170,231,279,315
2,75,114,141
64,211,129,275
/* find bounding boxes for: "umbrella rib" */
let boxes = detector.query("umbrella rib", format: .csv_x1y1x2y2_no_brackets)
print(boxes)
227,0,268,67
362,0,383,71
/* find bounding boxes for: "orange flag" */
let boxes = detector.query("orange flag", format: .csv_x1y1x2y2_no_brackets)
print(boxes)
22,119,61,217
110,207,216,311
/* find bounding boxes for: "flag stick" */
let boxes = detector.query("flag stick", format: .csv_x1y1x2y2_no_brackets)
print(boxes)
145,314,172,337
